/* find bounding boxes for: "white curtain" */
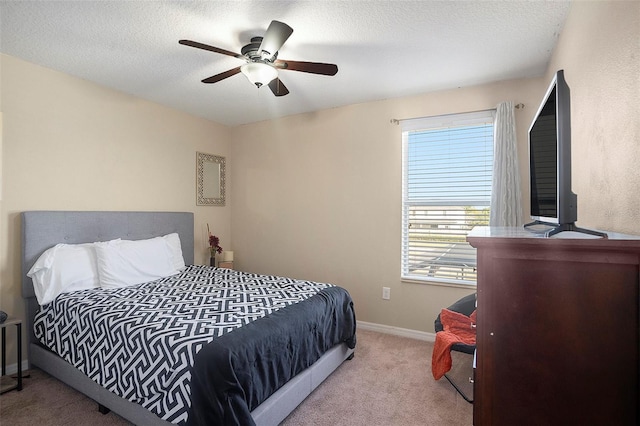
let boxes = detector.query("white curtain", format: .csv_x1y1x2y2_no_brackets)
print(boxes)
490,101,522,227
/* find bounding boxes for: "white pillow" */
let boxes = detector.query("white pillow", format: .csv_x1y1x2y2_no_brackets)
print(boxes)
95,236,181,289
27,243,100,306
162,233,186,271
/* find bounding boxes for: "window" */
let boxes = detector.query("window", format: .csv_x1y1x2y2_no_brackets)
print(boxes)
401,110,495,285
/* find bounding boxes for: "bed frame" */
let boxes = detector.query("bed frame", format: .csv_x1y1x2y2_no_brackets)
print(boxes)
21,211,353,425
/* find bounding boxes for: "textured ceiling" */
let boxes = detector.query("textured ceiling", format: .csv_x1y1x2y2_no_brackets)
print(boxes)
0,1,571,127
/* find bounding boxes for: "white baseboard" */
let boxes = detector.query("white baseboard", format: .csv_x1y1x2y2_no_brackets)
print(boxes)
357,320,436,342
3,360,29,375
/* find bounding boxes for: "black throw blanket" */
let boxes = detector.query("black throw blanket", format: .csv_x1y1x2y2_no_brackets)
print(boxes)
186,286,357,425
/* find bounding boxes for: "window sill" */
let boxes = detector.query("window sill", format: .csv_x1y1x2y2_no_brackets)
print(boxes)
401,276,477,290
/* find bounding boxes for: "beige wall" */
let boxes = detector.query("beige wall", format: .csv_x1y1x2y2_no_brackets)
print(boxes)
0,54,231,363
1,0,638,365
230,79,544,332
230,0,640,333
546,0,640,235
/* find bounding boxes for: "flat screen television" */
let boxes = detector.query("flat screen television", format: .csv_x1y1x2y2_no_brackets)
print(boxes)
524,70,606,238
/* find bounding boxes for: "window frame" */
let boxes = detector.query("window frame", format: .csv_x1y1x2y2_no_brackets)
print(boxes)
401,110,496,287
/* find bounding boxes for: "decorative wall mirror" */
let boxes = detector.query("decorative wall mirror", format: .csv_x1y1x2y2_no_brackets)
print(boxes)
196,152,225,206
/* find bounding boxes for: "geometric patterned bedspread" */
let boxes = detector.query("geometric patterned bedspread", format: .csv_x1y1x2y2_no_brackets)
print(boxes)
34,265,333,424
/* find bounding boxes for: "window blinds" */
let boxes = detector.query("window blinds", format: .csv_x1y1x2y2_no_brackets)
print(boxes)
401,110,495,284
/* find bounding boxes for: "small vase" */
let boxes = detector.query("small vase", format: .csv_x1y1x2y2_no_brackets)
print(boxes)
210,256,215,267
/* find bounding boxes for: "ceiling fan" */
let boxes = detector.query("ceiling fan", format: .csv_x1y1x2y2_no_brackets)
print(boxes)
180,20,338,97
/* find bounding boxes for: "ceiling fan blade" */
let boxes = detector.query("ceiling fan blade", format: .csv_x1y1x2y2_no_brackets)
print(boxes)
259,20,293,58
202,67,242,84
179,39,244,59
274,59,338,76
268,78,290,97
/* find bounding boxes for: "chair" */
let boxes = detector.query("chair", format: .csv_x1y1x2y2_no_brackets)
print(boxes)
434,293,476,403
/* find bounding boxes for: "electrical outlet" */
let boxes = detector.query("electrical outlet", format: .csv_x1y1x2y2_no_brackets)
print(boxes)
382,287,391,300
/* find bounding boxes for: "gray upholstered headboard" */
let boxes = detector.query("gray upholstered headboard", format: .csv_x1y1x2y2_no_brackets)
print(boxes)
21,211,194,345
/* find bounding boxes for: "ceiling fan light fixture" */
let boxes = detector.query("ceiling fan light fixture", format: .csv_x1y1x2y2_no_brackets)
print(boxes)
180,20,337,96
240,62,278,88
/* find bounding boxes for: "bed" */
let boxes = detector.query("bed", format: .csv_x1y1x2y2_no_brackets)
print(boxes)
21,211,356,425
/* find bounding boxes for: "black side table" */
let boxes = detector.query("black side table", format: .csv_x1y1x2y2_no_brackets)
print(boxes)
1,317,22,393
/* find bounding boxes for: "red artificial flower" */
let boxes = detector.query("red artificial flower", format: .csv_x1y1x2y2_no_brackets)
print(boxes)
207,226,223,255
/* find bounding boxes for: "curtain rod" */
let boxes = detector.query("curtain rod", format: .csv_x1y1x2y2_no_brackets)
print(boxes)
390,103,524,125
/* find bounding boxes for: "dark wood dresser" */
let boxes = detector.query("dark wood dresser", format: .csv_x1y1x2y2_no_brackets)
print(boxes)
467,227,639,426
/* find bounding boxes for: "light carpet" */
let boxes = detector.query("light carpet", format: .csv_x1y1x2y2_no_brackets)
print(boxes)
0,329,473,425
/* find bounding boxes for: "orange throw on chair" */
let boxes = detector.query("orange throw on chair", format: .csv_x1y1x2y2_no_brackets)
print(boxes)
431,308,477,380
